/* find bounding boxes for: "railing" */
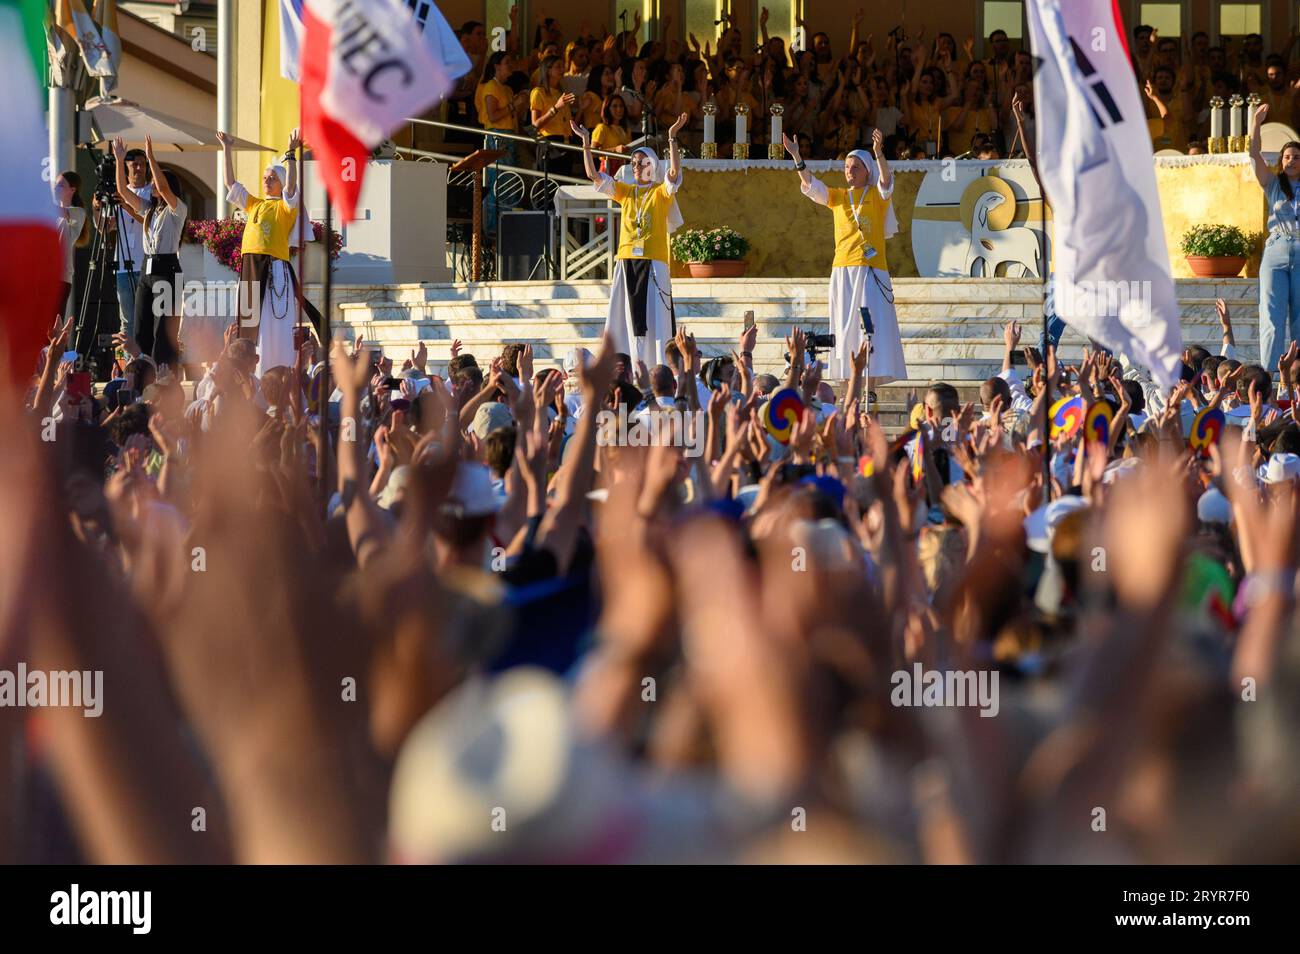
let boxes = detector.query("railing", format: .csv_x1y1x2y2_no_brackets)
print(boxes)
401,116,635,282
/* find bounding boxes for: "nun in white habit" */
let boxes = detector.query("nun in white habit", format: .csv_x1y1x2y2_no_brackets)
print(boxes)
782,129,906,384
573,114,688,368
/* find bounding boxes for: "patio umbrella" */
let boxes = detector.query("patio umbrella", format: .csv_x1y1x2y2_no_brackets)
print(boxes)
85,97,271,151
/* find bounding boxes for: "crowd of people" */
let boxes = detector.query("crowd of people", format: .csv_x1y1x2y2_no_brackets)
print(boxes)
446,9,1300,165
5,287,1300,862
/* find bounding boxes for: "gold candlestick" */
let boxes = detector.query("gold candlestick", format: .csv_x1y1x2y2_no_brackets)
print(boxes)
768,103,784,160
734,103,750,161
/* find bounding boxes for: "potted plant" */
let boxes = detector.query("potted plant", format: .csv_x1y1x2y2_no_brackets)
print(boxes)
671,226,750,278
1180,224,1257,278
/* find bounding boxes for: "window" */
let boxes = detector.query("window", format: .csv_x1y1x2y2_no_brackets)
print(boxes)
1218,3,1262,39
684,0,730,50
981,1,1024,55
484,0,516,52
1138,3,1182,38
757,0,800,54
613,0,656,47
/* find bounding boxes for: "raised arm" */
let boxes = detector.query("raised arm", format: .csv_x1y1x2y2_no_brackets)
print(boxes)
215,130,237,190
143,136,178,211
570,120,600,182
111,138,144,216
284,127,302,202
667,112,686,183
782,132,814,189
872,127,892,194
1249,102,1272,189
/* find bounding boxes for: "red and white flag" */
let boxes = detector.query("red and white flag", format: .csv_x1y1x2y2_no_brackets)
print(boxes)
1027,0,1183,387
301,0,470,222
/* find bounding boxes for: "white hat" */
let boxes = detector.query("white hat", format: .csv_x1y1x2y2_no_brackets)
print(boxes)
388,668,637,863
1023,494,1089,554
1196,486,1233,525
1102,457,1141,484
470,402,514,441
443,462,503,518
563,347,592,373
1263,452,1300,484
376,464,411,510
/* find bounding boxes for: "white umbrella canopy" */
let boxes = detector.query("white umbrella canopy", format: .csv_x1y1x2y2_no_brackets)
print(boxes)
85,97,271,151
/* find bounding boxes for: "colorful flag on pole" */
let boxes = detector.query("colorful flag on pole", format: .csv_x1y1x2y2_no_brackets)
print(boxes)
93,0,121,91
0,0,63,385
45,0,77,88
56,0,113,77
279,0,304,82
1027,0,1183,387
300,0,470,222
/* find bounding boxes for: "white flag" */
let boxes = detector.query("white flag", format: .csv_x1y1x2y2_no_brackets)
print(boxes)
1028,0,1183,386
279,0,304,81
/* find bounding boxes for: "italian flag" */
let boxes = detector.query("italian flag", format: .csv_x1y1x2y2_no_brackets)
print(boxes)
0,0,61,387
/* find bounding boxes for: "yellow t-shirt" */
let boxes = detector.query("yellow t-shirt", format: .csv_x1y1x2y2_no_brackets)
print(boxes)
240,192,298,261
942,105,998,154
578,91,603,130
609,179,674,263
476,79,516,130
826,185,889,270
592,122,630,152
530,86,571,137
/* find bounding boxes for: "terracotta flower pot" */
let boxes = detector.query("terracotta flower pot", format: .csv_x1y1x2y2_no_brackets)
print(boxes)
1185,255,1246,278
686,260,748,278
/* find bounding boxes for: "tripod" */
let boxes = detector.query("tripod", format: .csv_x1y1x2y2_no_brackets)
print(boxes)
529,135,560,281
73,197,135,379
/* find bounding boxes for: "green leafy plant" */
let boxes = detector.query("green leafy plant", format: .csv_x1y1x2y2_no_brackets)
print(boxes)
1179,224,1258,258
670,226,750,263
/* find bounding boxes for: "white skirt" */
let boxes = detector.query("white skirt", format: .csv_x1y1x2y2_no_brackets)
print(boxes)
256,259,297,378
605,258,674,368
826,265,906,384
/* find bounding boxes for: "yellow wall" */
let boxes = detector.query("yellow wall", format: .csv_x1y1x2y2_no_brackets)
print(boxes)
672,161,1266,279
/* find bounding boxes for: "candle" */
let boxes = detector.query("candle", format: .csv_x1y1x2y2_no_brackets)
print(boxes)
1229,94,1243,138
735,104,748,145
770,103,783,148
703,99,716,144
1209,96,1223,139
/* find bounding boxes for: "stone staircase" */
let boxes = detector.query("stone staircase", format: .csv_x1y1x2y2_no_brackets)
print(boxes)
319,277,1262,431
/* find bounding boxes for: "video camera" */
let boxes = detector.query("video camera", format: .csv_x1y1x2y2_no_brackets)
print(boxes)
93,153,119,205
783,330,835,365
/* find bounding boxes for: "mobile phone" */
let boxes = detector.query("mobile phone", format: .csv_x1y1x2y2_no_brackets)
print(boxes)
114,387,137,408
743,310,755,332
68,371,92,402
384,377,402,391
859,306,874,336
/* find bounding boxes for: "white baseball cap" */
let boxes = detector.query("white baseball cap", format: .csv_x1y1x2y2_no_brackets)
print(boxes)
1263,452,1300,484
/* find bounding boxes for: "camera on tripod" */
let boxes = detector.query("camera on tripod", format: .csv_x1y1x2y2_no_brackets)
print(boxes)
93,153,119,206
783,330,836,364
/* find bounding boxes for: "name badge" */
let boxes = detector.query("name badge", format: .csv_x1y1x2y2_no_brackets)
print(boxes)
144,259,153,275
862,246,877,260
632,245,644,257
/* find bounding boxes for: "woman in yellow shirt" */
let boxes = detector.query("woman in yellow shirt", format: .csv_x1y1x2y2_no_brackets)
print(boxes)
783,129,906,384
217,126,321,377
592,94,632,173
942,79,998,156
574,113,689,368
477,51,518,235
579,65,617,130
530,55,576,176
904,70,944,155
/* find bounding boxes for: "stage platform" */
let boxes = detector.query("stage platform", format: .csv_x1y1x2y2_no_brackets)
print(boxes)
288,276,1260,431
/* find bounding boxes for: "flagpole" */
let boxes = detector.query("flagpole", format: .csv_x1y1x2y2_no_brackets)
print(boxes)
320,193,333,515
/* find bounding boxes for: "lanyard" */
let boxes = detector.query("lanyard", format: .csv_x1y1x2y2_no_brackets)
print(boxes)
632,185,653,237
848,186,870,233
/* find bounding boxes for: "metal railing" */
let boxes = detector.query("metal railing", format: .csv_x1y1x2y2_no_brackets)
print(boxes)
404,116,649,163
